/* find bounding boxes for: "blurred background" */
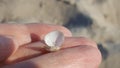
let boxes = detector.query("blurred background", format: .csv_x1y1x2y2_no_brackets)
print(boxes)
0,0,120,68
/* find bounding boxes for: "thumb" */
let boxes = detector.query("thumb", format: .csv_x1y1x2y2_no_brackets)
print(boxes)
0,36,18,62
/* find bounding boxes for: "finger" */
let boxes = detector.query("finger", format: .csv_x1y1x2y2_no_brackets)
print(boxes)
0,23,72,45
0,24,71,62
5,37,99,64
0,23,71,61
26,24,72,41
5,42,45,64
0,24,31,46
2,45,102,68
0,24,31,62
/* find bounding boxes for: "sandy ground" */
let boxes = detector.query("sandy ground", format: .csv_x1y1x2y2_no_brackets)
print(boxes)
0,0,119,68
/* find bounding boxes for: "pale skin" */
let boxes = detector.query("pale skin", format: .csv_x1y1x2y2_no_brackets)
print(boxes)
0,24,102,68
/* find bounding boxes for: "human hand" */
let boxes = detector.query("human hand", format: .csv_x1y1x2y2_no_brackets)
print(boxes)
0,24,102,68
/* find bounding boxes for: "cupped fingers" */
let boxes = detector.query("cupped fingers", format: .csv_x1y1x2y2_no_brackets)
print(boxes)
0,23,72,64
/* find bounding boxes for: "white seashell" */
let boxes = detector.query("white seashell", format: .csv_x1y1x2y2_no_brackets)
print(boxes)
44,30,64,51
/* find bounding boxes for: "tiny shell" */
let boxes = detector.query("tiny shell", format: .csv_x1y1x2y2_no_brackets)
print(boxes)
44,30,64,51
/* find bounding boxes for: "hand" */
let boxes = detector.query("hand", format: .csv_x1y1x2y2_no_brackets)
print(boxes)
0,24,102,68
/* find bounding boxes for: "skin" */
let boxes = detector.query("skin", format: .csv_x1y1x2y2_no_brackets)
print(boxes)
0,23,102,68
